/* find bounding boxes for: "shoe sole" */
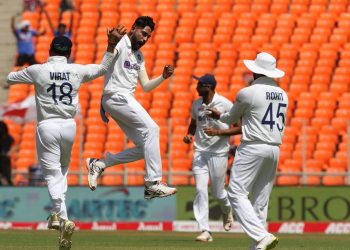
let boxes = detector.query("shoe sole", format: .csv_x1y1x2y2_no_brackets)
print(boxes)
144,189,177,200
196,238,213,242
266,237,279,250
223,223,232,231
59,222,75,250
85,158,96,191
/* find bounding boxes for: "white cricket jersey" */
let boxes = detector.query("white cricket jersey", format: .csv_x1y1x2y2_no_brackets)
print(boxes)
220,77,288,145
103,35,145,95
7,52,114,122
192,93,233,155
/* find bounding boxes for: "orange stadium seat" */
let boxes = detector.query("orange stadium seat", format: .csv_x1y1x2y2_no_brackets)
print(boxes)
277,169,300,186
323,168,346,186
303,168,322,186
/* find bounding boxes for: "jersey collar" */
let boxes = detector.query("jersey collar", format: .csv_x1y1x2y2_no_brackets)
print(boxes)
47,56,67,63
202,93,218,107
251,76,277,86
124,35,132,49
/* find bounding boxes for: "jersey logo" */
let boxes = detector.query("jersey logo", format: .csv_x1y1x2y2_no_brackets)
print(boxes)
124,60,140,71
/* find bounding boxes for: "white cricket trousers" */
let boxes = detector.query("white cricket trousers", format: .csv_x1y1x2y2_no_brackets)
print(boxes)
228,142,279,242
192,151,231,232
102,93,162,182
36,118,76,220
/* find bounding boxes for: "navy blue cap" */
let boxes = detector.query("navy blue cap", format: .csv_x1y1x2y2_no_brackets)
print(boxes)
193,74,217,87
50,36,72,53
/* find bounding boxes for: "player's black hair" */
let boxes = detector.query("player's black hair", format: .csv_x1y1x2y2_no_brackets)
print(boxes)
132,16,155,31
49,36,72,57
58,23,67,29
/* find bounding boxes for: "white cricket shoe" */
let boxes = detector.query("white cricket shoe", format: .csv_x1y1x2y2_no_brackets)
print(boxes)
222,207,234,231
144,181,177,199
59,220,75,250
196,231,213,242
256,234,279,250
86,158,104,191
47,212,60,230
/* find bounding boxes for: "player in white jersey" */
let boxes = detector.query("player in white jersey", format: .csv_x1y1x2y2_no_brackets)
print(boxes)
183,74,241,242
209,52,288,250
6,27,126,250
86,16,177,199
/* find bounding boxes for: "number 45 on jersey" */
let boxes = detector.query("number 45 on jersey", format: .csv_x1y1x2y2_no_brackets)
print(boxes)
262,102,287,132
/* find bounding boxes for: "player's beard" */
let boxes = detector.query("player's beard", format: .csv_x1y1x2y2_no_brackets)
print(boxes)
198,90,209,97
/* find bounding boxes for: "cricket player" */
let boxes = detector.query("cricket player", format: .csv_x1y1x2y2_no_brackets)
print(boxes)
208,52,288,250
86,16,177,199
6,26,126,250
183,74,241,242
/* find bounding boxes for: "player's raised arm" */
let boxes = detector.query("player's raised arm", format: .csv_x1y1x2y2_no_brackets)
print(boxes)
10,15,16,35
138,64,174,92
81,25,127,83
7,66,35,85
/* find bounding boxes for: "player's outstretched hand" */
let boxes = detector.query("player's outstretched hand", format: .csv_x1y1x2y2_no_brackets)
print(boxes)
204,127,219,136
107,25,127,47
183,134,193,144
206,108,221,120
162,65,174,79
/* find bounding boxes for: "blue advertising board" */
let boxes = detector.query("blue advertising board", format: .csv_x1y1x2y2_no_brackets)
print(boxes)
0,187,176,222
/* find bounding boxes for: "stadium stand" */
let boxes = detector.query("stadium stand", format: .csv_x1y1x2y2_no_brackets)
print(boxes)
4,0,350,186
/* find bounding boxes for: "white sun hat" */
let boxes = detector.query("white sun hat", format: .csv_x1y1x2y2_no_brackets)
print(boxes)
243,52,285,78
17,20,31,30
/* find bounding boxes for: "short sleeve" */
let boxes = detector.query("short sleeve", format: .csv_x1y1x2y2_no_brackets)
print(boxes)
191,102,196,119
138,52,145,71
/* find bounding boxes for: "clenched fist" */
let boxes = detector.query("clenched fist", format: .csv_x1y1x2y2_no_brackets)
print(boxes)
162,65,174,79
183,134,193,144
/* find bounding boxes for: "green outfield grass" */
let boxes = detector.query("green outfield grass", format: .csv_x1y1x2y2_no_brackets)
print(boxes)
0,230,348,250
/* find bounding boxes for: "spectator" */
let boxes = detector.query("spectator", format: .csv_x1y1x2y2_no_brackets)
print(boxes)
11,15,46,66
0,121,14,186
43,8,73,39
42,1,75,62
